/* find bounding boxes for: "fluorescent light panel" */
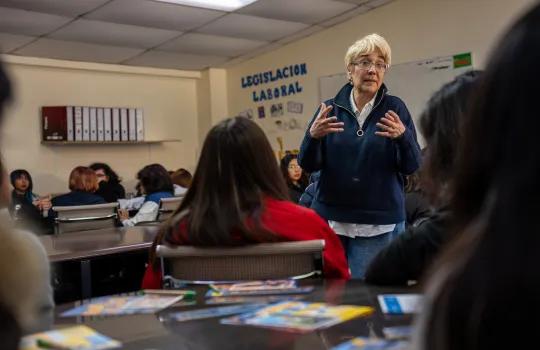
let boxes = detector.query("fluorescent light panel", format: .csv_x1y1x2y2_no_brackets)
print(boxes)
153,0,258,11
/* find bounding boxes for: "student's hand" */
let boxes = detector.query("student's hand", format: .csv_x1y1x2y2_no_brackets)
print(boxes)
117,208,129,221
375,110,406,139
40,198,52,211
309,103,344,139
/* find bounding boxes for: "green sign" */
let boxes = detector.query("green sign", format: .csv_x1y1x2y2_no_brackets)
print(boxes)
453,52,472,68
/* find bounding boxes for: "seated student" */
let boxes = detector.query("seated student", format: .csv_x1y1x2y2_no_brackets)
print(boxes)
364,70,481,286
50,166,105,212
89,162,126,202
142,117,350,288
280,153,309,203
117,164,174,226
0,58,53,335
413,6,540,349
9,169,51,234
299,171,320,208
170,168,192,196
404,170,431,228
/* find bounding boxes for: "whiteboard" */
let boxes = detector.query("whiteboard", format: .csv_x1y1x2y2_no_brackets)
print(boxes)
319,54,473,146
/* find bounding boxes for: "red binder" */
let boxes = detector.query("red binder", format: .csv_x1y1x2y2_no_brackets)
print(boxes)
42,106,73,141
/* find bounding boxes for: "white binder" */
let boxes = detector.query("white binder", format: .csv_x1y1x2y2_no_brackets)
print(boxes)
112,108,120,141
120,108,128,141
104,108,112,142
128,108,137,141
66,106,74,141
89,107,97,141
82,106,90,141
136,108,144,141
97,108,104,142
74,106,83,141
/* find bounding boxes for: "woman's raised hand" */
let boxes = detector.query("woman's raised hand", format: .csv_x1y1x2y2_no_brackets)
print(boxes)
309,103,344,139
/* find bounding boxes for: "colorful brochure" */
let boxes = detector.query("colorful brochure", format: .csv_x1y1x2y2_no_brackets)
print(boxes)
206,280,314,297
331,337,408,350
167,304,265,322
378,294,423,314
221,301,374,333
61,295,183,317
21,325,120,350
206,294,305,305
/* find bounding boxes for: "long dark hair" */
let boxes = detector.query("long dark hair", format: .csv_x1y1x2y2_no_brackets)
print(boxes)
137,164,173,195
10,169,34,203
280,153,308,189
150,117,288,262
89,162,122,184
419,70,482,206
423,5,540,349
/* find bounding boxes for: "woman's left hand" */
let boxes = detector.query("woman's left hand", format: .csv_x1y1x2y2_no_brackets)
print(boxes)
375,110,406,139
117,208,129,221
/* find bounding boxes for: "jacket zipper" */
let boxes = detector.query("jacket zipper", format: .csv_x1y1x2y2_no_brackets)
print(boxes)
334,87,388,135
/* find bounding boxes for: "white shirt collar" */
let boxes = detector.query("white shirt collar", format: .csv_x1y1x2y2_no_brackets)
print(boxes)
350,89,376,115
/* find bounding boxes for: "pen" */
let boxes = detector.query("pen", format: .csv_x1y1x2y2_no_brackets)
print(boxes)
36,339,72,350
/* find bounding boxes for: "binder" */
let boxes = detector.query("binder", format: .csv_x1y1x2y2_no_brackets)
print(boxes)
112,108,120,141
66,106,74,141
74,106,83,141
97,108,104,142
82,106,90,141
89,107,97,141
120,108,129,141
104,108,112,141
136,108,144,141
42,106,68,141
128,108,137,141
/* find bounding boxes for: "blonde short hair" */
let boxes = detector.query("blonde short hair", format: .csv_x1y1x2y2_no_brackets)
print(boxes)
344,33,392,68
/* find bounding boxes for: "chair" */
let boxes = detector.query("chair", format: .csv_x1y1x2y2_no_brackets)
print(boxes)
156,239,325,281
53,203,118,234
156,197,183,222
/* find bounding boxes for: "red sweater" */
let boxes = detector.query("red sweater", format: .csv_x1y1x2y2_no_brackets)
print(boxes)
142,198,350,288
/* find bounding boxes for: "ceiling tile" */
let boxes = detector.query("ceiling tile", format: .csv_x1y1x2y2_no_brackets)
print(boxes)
364,0,394,8
158,33,267,57
14,38,144,64
238,0,357,24
85,0,225,31
0,7,72,36
319,4,371,27
275,25,324,45
48,19,182,49
0,33,36,53
0,0,109,17
124,50,229,70
196,14,309,42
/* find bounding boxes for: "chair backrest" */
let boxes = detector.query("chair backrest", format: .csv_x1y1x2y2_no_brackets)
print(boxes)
156,239,325,281
53,203,118,234
156,197,183,222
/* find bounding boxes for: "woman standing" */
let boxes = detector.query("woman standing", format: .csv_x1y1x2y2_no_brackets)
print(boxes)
298,33,421,278
280,153,308,203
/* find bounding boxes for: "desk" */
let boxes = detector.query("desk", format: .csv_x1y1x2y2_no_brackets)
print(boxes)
56,281,415,349
41,226,158,302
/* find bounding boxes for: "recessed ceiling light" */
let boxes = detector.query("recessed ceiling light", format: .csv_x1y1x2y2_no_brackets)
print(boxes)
153,0,258,11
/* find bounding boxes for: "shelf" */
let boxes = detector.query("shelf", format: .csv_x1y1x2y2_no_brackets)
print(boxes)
41,139,181,145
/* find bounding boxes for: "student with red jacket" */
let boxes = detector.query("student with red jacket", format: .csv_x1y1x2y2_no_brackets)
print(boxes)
143,117,350,289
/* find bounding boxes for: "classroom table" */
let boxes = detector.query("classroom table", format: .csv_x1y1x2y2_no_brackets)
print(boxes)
40,226,159,302
55,280,417,350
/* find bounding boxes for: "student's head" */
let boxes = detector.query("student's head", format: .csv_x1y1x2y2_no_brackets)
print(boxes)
10,169,33,195
89,162,121,184
423,5,540,349
170,168,192,188
280,153,307,187
419,70,482,205
136,163,173,195
68,166,99,193
168,116,288,245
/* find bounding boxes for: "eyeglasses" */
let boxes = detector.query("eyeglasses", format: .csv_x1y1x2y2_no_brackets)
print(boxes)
351,60,389,72
288,165,301,170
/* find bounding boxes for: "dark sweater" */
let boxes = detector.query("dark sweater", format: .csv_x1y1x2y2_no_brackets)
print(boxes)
298,83,421,224
95,181,125,203
365,209,451,286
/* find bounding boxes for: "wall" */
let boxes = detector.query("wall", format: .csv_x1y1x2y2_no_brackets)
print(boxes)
1,56,201,194
226,0,536,154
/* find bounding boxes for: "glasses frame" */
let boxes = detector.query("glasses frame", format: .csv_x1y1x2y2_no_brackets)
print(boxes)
351,60,389,72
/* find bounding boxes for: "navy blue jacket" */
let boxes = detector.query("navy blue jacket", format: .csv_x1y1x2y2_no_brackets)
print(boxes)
51,191,106,207
298,83,421,224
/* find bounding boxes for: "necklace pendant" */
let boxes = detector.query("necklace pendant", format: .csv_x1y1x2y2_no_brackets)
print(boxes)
357,129,364,137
